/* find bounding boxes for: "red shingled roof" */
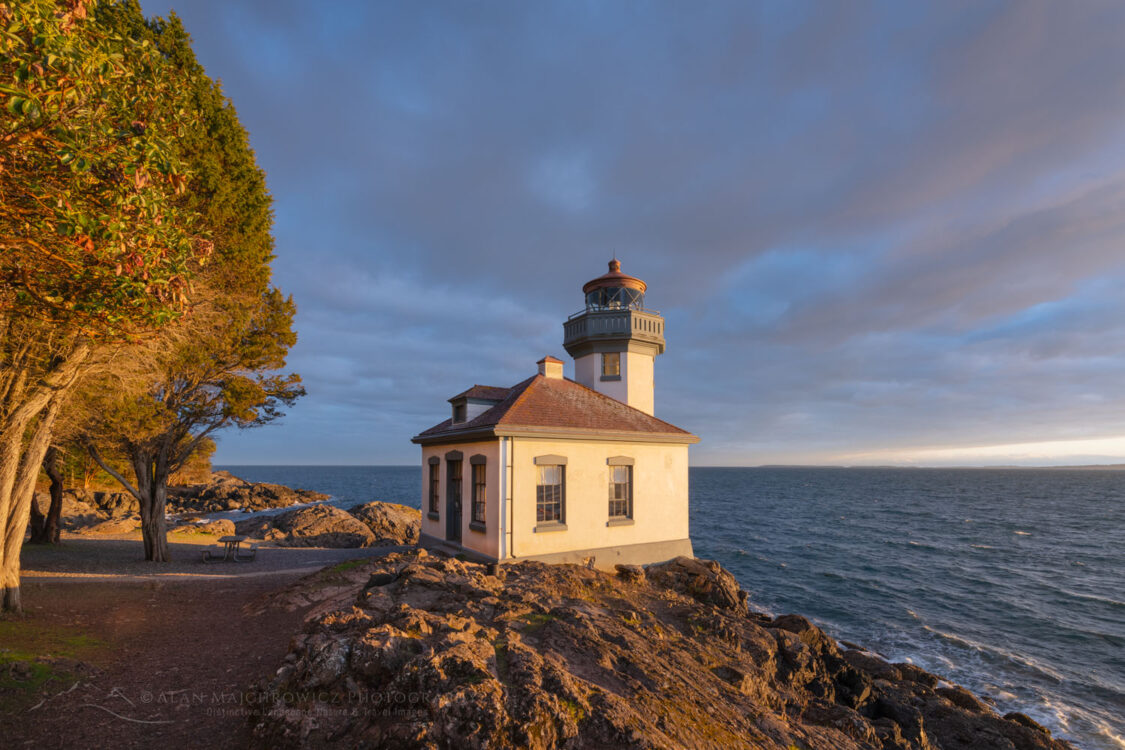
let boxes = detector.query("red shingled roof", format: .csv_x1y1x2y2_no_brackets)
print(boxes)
449,385,511,402
415,374,696,443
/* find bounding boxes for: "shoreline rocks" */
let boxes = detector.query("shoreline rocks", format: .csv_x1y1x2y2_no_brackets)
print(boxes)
45,471,333,534
347,501,421,546
167,470,329,513
249,552,1074,750
235,502,420,548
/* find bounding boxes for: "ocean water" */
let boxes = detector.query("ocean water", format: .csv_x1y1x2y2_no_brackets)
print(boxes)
218,465,1124,749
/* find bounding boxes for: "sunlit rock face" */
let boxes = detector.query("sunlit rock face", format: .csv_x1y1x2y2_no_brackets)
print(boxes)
249,551,1073,750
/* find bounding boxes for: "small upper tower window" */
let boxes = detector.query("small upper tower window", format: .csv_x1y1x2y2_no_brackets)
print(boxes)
601,352,620,379
452,402,467,423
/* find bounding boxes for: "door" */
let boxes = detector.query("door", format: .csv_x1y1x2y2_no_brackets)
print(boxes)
446,459,462,542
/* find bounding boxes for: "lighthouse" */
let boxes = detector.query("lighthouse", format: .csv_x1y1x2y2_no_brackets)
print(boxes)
563,260,665,415
412,258,696,568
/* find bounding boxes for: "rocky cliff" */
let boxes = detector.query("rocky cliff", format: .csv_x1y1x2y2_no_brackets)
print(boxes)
249,552,1070,750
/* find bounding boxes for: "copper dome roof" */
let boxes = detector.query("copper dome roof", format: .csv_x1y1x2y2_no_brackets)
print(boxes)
582,259,647,294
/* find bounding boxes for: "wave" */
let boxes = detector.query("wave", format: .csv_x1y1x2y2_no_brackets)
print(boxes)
921,626,1067,683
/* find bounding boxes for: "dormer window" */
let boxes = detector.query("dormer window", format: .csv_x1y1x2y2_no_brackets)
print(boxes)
447,385,509,426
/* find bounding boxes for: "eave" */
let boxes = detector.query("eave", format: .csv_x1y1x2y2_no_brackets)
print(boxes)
412,425,700,446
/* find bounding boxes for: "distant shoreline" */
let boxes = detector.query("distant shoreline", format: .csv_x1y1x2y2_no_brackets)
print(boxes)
215,462,1125,471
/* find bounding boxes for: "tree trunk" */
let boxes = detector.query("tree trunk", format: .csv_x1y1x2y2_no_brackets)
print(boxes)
29,446,63,544
133,452,171,562
28,493,45,542
86,443,172,563
0,339,91,612
1,399,64,611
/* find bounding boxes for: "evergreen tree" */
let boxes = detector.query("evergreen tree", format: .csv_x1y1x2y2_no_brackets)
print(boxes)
0,0,210,612
75,2,303,562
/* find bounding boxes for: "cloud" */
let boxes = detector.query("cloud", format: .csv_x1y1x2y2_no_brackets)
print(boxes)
141,0,1125,465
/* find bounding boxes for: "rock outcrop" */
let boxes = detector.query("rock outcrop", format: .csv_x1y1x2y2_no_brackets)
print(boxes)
76,518,139,535
236,504,376,548
249,552,1074,750
347,501,420,546
169,518,236,537
235,502,421,548
168,471,329,513
48,472,328,532
38,489,139,530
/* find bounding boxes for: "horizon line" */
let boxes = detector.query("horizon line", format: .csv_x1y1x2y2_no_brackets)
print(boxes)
214,462,1125,470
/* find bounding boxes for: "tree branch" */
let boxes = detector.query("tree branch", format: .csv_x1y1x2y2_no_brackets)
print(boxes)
168,424,223,475
86,442,140,501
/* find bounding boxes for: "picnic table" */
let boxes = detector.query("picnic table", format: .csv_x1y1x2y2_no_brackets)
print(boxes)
219,535,247,559
202,535,258,563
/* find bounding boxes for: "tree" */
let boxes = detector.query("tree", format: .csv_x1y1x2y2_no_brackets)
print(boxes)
73,3,301,562
0,0,211,612
82,288,303,561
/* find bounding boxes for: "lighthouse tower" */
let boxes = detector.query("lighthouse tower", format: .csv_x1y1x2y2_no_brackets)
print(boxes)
563,260,665,415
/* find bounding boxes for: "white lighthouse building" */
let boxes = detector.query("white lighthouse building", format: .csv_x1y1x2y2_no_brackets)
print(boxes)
412,261,697,568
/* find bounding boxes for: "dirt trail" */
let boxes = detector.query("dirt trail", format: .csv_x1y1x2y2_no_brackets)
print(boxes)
2,535,399,749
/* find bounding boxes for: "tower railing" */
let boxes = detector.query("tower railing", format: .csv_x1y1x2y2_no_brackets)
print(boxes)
563,308,665,346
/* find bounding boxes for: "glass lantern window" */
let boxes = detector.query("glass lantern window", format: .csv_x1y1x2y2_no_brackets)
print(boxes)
585,287,645,311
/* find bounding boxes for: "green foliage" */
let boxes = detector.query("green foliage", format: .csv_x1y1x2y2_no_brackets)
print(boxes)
72,1,302,504
95,1,274,293
0,0,210,335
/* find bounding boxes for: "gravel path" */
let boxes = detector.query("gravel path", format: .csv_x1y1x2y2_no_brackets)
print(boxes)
20,531,406,578
3,533,403,749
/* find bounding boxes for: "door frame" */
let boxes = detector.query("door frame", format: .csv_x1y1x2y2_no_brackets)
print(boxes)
445,456,462,543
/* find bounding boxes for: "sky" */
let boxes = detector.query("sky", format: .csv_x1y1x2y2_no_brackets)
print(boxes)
138,0,1125,467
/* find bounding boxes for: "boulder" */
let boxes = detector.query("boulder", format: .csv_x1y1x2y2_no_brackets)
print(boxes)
168,470,330,514
236,504,377,548
645,555,748,614
170,518,236,537
614,563,645,583
347,501,420,545
1005,712,1052,735
89,490,140,517
76,518,138,535
33,491,107,529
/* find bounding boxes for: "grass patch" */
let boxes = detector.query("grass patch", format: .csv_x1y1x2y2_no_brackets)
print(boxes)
0,620,107,713
560,697,587,723
319,558,370,582
0,620,106,662
519,612,556,634
328,559,368,574
493,640,510,684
